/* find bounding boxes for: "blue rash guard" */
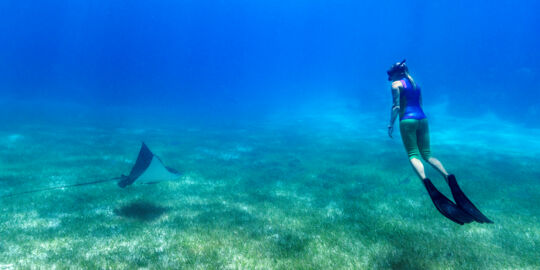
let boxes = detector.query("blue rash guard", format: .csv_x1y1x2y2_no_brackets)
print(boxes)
399,77,426,120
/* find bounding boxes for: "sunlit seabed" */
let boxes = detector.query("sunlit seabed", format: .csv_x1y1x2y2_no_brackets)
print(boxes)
0,107,539,269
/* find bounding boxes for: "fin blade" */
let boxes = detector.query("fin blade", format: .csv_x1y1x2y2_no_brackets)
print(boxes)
448,175,493,224
423,179,475,225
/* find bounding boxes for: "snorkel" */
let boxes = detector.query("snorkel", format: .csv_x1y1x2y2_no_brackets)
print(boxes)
387,59,407,81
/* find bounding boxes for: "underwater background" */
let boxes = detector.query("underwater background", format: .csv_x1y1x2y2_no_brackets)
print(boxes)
0,0,539,269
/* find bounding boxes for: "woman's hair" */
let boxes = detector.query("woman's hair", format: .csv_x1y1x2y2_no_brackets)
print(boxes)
387,59,408,81
405,72,417,89
388,60,418,89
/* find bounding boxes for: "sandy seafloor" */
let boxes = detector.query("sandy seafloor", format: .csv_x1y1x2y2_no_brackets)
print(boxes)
0,103,539,269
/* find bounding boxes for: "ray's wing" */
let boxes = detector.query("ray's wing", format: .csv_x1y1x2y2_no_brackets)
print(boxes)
117,142,180,188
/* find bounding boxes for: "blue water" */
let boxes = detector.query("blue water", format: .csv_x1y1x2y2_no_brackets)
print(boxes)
0,0,538,125
1,2,540,268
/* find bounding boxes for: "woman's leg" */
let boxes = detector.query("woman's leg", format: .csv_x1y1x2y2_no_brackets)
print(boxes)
400,119,427,179
417,119,450,181
410,157,427,179
426,157,449,181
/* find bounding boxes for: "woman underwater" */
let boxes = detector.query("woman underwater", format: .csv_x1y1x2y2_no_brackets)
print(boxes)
386,60,492,225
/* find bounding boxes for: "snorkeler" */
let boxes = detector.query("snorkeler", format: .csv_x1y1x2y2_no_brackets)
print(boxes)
386,60,492,225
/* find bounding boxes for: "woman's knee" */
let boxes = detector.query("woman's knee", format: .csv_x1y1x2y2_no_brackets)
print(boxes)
421,154,432,162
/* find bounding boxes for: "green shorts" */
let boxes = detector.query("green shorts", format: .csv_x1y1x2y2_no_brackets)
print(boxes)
399,118,432,160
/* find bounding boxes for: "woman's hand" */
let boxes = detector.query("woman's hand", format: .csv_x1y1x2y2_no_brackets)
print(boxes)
388,125,394,138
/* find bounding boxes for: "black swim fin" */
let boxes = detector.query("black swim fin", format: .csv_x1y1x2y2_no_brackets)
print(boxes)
422,178,475,225
447,175,493,224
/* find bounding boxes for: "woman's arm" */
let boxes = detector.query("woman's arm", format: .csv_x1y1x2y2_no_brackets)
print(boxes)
388,81,401,138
